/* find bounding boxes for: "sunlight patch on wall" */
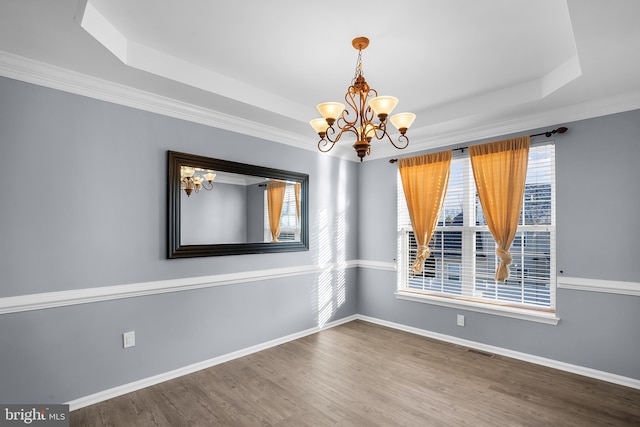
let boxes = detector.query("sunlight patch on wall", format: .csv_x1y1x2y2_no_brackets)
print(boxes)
314,157,349,327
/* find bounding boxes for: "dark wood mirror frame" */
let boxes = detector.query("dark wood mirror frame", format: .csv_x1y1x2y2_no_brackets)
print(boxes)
168,150,309,258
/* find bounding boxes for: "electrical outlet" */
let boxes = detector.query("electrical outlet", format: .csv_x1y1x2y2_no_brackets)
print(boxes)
123,331,135,348
456,314,465,327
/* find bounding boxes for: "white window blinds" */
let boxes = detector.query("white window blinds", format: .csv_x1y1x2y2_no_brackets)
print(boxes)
397,143,556,311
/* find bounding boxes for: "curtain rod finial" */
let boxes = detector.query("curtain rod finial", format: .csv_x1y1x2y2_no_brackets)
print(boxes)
544,127,569,137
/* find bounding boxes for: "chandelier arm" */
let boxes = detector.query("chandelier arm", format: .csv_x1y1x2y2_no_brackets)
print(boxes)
363,88,377,123
323,124,346,144
318,129,365,151
201,181,214,191
318,124,354,151
357,88,378,141
389,133,410,149
370,125,408,150
342,87,360,128
343,126,360,140
318,137,338,153
371,124,388,141
336,112,356,131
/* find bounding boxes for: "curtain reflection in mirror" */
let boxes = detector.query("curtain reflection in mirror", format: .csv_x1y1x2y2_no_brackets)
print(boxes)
266,181,286,242
265,182,302,242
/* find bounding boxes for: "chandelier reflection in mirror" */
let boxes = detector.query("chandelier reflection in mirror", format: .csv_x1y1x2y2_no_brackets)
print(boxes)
180,166,216,197
310,37,416,161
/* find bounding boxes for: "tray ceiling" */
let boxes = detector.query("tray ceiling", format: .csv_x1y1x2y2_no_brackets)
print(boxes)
1,0,639,160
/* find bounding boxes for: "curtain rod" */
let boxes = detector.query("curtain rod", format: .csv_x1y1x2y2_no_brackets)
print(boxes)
388,126,567,163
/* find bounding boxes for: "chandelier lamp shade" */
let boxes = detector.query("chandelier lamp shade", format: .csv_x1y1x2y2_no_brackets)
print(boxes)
180,166,216,196
310,37,416,161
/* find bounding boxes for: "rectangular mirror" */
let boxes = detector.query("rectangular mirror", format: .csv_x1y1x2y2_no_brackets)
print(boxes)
168,151,309,258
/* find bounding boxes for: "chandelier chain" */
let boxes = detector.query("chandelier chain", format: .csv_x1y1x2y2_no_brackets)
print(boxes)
353,48,364,85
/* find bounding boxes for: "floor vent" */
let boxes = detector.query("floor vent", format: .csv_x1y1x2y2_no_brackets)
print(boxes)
467,348,494,358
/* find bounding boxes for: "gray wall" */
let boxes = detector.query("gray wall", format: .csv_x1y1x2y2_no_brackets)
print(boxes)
181,182,248,244
246,182,266,242
555,110,640,281
0,76,359,403
357,109,640,380
1,75,638,406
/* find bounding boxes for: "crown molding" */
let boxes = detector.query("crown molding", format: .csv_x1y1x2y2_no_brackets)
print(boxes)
372,90,640,160
0,51,310,152
2,51,640,164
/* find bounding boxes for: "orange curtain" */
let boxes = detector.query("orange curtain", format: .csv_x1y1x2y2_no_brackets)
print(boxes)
399,151,452,273
469,136,529,282
267,181,287,242
294,182,301,221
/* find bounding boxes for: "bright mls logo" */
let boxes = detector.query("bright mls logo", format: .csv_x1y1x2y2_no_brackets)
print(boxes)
1,405,68,427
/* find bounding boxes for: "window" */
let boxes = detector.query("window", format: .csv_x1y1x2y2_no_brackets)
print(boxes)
397,143,556,312
264,183,300,241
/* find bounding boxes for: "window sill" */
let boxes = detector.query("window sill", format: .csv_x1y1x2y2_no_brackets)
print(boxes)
395,290,560,325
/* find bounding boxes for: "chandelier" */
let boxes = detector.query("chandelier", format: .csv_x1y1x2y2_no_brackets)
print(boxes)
180,166,216,197
310,37,416,161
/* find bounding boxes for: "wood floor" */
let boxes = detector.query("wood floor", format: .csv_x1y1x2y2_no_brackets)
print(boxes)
71,320,640,426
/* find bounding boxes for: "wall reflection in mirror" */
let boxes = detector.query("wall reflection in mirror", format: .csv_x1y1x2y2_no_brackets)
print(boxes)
168,151,309,258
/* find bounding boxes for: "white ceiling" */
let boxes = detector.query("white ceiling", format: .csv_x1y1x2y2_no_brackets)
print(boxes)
1,0,639,161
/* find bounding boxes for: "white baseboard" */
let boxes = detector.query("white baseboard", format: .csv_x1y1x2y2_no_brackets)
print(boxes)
68,313,638,411
67,315,357,411
8,266,639,409
356,314,640,390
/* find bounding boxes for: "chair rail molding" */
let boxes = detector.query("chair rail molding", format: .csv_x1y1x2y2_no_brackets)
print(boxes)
0,265,321,315
0,260,390,315
2,266,635,316
557,276,640,296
